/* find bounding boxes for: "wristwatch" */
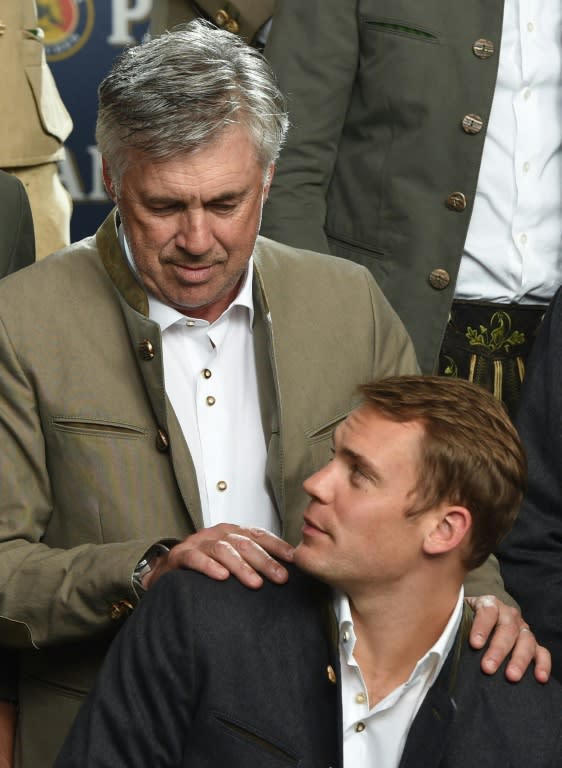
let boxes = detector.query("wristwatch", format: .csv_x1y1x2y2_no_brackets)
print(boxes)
132,542,171,596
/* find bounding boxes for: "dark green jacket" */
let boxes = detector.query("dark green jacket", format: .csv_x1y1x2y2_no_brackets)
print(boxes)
262,0,504,373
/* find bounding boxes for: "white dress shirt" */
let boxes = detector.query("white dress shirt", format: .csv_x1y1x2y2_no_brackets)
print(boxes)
123,233,279,533
336,588,464,768
457,0,562,303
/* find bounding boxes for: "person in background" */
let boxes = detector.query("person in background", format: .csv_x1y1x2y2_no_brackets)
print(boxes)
0,0,73,259
498,286,562,683
150,0,274,49
0,169,35,768
0,171,35,277
55,377,562,768
261,0,561,420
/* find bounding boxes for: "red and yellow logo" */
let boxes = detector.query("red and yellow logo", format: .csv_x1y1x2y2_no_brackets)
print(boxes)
37,0,95,62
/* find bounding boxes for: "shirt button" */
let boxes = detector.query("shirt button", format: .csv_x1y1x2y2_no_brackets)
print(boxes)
527,21,534,32
217,480,227,492
523,161,530,173
206,396,216,406
355,692,367,704
203,368,212,379
355,722,366,733
186,320,195,327
523,88,532,100
520,233,528,246
342,630,350,643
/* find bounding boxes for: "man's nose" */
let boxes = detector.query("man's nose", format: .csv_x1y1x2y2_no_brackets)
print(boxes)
303,460,335,503
175,210,214,255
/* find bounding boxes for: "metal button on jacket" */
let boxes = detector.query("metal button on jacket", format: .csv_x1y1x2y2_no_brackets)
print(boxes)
445,192,467,212
473,38,495,59
462,114,484,134
155,428,170,452
428,269,451,290
139,339,155,360
110,600,133,621
215,9,240,34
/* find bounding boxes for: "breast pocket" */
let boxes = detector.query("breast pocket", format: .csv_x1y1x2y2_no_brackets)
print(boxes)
306,410,351,475
213,712,299,767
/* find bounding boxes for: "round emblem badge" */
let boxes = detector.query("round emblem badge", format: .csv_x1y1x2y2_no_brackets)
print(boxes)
37,0,95,62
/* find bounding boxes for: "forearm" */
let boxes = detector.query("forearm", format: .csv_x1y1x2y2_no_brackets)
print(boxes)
0,539,154,648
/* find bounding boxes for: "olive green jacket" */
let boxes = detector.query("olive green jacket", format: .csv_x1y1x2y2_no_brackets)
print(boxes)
150,0,274,45
0,171,35,277
0,210,419,766
261,0,504,374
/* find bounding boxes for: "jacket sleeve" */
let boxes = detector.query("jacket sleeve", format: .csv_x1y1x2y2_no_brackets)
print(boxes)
53,571,194,767
498,288,562,676
0,314,159,649
261,0,358,252
0,172,35,277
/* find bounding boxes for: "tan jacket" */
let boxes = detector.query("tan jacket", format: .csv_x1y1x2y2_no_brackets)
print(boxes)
0,0,72,167
0,211,417,766
151,0,274,45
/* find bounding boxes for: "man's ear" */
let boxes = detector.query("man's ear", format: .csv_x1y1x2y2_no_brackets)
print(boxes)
423,505,472,557
102,158,117,203
262,163,275,201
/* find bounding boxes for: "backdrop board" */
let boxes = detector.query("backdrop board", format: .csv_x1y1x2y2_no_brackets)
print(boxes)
38,0,153,242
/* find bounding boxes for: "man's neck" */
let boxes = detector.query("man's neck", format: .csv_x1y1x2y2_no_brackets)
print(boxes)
346,577,463,707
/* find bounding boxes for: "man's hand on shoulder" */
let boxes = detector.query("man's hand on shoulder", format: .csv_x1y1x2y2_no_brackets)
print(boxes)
143,524,295,590
467,594,551,683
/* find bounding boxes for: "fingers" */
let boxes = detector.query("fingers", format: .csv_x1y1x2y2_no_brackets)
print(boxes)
466,595,551,682
148,524,295,590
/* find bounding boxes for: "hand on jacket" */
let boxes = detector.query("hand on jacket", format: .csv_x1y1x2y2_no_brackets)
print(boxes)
467,594,551,683
144,524,294,590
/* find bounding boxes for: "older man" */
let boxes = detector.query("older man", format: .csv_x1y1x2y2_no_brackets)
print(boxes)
0,21,546,768
55,377,562,768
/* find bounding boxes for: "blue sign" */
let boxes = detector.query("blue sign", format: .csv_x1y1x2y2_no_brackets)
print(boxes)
38,0,153,242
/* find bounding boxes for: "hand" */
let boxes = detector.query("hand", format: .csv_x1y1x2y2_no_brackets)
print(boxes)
144,524,294,590
466,595,551,683
0,701,16,768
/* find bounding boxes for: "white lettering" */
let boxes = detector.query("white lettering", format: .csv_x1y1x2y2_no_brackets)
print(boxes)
86,146,109,201
108,0,153,45
58,152,85,202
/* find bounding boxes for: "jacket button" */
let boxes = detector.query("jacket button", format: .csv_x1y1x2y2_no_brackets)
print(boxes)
445,192,467,212
326,665,337,684
155,428,170,452
461,114,484,134
0,21,6,36
110,600,133,621
428,269,451,290
473,38,495,59
139,339,155,360
215,9,240,34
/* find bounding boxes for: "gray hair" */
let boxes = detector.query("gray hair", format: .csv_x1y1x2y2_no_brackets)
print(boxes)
96,19,289,181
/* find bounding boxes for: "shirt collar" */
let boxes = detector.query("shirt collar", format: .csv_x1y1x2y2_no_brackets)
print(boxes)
119,225,255,332
334,586,465,688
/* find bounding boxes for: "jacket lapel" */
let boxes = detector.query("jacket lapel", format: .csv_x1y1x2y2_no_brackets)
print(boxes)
398,604,474,768
96,209,204,531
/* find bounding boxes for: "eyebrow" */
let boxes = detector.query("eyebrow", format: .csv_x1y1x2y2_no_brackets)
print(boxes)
332,426,382,482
